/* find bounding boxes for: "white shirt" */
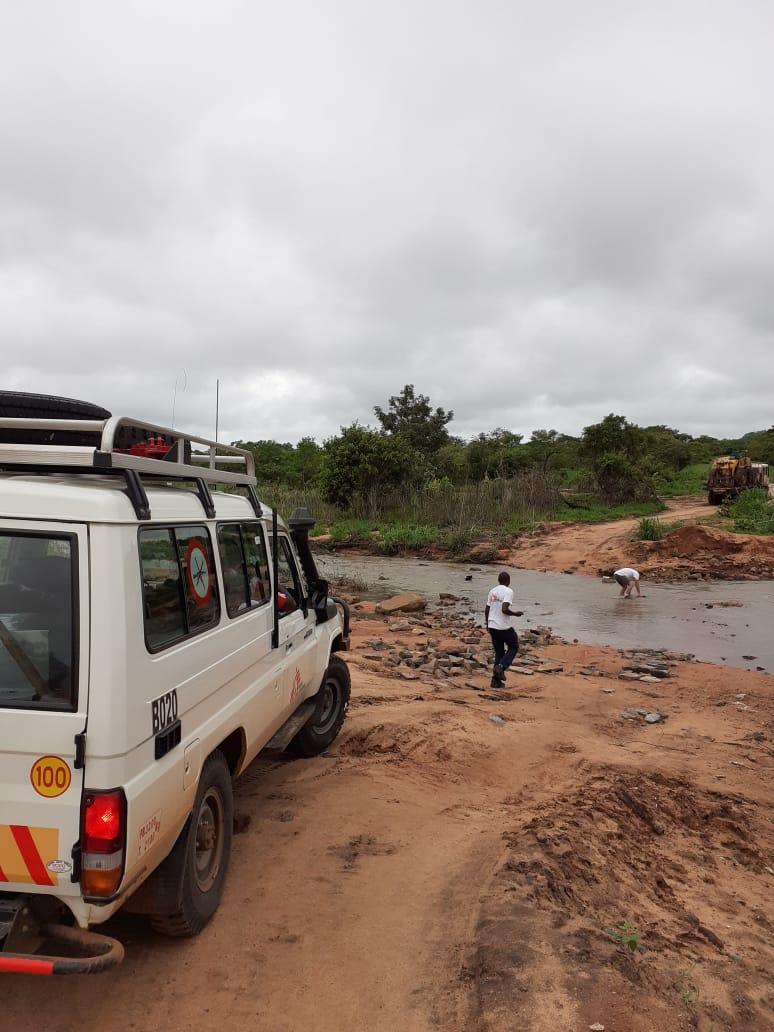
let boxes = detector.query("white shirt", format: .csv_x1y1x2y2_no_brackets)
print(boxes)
614,568,640,581
486,584,514,630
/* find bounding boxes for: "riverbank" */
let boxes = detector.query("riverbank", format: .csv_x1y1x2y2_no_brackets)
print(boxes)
9,606,771,1031
318,553,774,672
315,496,774,582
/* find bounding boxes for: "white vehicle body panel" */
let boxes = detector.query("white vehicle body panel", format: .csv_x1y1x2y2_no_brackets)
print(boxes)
0,476,344,929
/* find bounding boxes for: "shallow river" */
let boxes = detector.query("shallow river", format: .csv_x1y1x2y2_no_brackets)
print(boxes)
317,553,774,673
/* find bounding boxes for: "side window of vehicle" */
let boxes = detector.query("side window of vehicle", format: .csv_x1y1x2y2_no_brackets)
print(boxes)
216,523,271,618
242,525,272,606
217,524,249,618
277,537,304,618
139,528,186,649
139,525,220,650
175,526,220,632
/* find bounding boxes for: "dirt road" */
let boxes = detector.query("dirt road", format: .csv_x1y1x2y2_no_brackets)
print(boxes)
4,608,773,1031
504,497,774,581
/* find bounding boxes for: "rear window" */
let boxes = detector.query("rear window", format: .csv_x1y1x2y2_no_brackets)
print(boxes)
0,533,77,711
139,526,220,651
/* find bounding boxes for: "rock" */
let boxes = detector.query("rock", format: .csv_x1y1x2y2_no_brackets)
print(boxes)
439,592,461,601
621,707,648,720
376,593,426,615
489,714,506,727
510,667,534,676
601,687,615,694
389,620,413,632
589,1025,605,1031
618,671,642,681
644,712,664,724
537,664,563,673
627,663,669,678
398,669,419,681
464,574,473,581
639,675,662,684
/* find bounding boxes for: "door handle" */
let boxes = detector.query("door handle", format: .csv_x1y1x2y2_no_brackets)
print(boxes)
285,641,294,652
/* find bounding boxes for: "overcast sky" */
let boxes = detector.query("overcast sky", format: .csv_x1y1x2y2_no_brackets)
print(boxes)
1,2,773,445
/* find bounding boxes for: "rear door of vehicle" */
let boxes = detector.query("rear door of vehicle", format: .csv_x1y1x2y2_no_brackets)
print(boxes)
0,521,89,900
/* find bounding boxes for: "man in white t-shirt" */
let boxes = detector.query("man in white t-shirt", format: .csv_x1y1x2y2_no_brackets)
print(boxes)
613,567,641,597
485,572,524,688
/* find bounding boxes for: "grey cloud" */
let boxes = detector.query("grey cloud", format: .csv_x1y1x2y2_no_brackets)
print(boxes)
1,0,773,445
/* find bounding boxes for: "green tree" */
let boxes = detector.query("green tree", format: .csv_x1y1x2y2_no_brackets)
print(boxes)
320,424,423,515
232,439,297,483
374,384,454,456
525,429,561,473
581,415,655,502
465,429,524,479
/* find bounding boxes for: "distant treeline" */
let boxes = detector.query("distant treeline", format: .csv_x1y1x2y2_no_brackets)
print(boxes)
233,385,774,514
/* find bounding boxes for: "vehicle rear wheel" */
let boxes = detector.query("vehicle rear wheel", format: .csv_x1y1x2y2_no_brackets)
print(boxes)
291,656,350,757
151,751,233,938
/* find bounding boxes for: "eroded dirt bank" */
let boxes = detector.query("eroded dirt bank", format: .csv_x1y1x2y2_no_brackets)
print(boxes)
4,607,773,1031
505,498,774,581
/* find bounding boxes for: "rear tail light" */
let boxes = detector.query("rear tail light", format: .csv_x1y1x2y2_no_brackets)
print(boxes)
80,789,127,898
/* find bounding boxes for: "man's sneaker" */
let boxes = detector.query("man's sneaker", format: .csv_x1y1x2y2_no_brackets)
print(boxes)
493,664,505,679
490,677,505,689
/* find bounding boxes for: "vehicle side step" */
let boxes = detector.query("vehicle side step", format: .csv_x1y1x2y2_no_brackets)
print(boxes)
263,700,316,752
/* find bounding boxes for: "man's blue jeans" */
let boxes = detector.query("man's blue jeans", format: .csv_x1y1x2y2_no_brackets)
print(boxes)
489,627,519,672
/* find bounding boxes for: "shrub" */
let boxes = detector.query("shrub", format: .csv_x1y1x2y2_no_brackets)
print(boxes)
725,488,774,534
440,527,474,558
635,517,667,541
378,523,438,555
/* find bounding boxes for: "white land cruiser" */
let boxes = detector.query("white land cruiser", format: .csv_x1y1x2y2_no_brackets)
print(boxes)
0,393,350,974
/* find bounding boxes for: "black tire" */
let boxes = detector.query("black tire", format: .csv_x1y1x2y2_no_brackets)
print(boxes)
0,391,111,446
151,751,233,937
291,655,351,757
0,390,111,420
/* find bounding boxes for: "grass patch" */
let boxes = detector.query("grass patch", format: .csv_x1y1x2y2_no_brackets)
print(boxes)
633,516,683,541
439,526,474,558
328,519,376,545
657,463,708,498
723,488,774,534
554,499,666,524
378,523,439,555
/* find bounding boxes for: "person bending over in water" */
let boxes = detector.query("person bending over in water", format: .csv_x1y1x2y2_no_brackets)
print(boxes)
614,567,641,598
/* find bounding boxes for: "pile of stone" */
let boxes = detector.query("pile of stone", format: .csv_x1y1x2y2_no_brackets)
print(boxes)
359,604,558,686
618,649,679,684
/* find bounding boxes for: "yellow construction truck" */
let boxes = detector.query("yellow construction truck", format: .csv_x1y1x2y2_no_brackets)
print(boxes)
707,455,769,504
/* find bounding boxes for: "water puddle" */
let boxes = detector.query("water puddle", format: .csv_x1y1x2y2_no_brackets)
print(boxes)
317,553,774,672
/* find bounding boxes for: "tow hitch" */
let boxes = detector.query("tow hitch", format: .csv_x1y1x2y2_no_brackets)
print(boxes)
0,897,124,975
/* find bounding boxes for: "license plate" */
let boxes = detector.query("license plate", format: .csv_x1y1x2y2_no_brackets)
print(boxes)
151,689,178,735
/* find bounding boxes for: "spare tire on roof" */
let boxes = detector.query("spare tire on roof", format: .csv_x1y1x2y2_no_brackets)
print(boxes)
0,391,111,421
0,391,111,446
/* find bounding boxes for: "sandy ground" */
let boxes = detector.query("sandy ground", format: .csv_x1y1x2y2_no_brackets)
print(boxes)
505,497,774,581
4,606,772,1031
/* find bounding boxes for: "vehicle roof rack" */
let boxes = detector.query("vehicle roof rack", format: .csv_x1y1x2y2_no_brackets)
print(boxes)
0,414,262,520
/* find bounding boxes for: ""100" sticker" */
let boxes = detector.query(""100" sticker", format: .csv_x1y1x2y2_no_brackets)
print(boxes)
30,756,72,798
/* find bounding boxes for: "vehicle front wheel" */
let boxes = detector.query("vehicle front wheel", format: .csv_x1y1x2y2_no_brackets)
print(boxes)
151,751,233,937
291,656,351,757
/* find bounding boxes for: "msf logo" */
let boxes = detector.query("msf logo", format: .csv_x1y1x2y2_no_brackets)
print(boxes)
290,667,304,704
